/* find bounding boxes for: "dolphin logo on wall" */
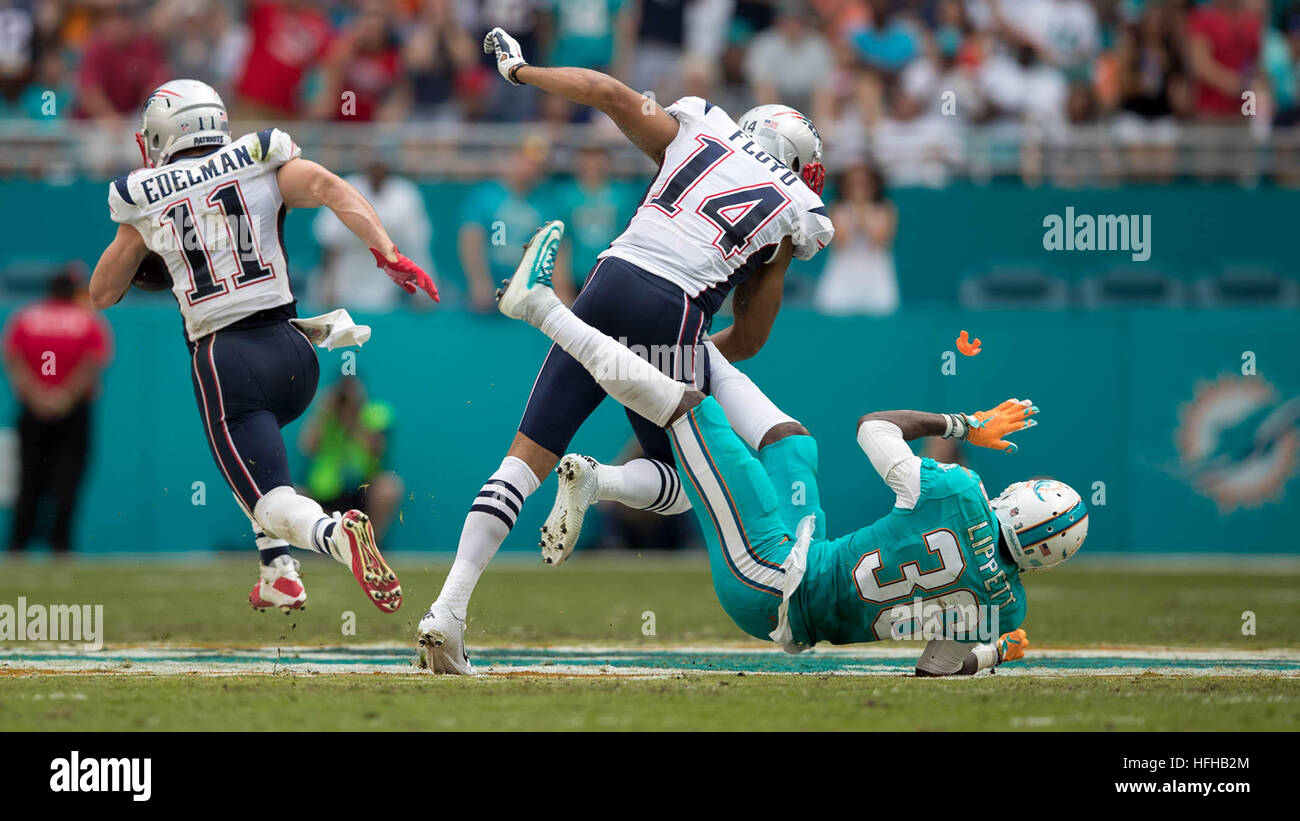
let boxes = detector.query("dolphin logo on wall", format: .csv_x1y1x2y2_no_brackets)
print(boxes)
1176,375,1300,512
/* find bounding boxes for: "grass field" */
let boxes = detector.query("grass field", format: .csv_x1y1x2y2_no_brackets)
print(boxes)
2,554,1298,730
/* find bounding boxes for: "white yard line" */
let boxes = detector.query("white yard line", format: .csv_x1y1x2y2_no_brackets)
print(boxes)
0,644,1297,678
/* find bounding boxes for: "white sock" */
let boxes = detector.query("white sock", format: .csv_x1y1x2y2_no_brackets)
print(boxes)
705,340,797,450
538,305,685,426
253,486,339,562
596,458,691,514
435,456,541,620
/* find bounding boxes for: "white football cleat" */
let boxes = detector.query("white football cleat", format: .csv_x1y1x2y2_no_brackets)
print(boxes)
541,454,599,566
417,603,475,675
496,219,564,325
249,555,307,614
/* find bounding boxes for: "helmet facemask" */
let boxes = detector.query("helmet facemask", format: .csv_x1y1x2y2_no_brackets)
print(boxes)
799,160,825,195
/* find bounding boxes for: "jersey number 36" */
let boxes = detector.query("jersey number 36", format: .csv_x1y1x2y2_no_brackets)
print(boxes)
853,528,965,603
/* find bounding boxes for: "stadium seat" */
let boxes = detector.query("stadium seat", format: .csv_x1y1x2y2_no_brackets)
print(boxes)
1079,267,1186,308
1193,266,1300,308
959,266,1070,310
0,258,65,298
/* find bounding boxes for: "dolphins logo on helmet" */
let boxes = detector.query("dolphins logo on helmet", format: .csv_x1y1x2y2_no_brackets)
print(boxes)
990,479,1089,572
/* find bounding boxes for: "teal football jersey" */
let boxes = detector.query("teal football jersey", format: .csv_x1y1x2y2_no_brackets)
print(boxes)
789,458,1026,647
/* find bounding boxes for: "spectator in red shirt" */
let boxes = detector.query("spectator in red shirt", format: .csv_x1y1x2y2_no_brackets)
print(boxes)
311,3,411,121
1187,0,1262,120
76,1,171,123
2,267,113,554
234,0,333,118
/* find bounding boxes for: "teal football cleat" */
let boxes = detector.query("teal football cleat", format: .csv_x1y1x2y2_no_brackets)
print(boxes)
496,219,564,325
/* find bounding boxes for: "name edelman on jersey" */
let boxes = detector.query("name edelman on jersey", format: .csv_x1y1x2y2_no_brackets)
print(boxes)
138,142,256,205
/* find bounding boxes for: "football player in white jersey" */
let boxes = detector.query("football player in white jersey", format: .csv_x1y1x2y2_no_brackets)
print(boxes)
88,79,438,615
417,28,834,674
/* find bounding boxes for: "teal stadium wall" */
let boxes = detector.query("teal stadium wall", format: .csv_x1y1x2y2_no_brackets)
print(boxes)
4,180,1295,304
0,181,1296,554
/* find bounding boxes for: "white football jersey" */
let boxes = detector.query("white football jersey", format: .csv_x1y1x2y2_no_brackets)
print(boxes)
601,97,834,308
108,128,301,342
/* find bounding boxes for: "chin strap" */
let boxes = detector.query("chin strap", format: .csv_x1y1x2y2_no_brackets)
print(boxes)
135,132,153,168
800,161,825,195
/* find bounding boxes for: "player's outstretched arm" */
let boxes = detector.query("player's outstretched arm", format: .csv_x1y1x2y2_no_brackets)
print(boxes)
89,224,150,309
709,239,794,362
484,27,679,163
857,410,949,441
858,399,1038,453
856,400,1037,504
278,158,438,301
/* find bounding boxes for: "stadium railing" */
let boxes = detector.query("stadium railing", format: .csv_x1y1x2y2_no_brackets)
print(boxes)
2,120,1300,182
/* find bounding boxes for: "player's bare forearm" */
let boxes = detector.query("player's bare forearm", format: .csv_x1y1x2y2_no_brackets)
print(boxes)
857,410,949,441
278,159,396,258
710,304,775,362
512,64,678,161
712,241,792,362
326,186,397,258
512,64,620,110
89,224,149,309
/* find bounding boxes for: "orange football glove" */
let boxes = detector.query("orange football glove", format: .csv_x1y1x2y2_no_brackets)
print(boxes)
964,398,1038,453
997,628,1028,663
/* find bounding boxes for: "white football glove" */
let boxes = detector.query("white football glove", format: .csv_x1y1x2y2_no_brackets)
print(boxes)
483,27,527,86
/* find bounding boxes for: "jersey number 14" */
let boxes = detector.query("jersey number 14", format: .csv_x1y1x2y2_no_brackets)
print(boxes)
647,135,791,259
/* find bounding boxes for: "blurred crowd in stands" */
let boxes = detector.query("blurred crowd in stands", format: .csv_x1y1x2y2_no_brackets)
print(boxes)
2,0,1297,160
2,0,1296,313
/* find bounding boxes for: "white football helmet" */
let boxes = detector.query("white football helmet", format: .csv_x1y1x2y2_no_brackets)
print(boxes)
737,104,826,194
990,479,1089,572
136,79,230,167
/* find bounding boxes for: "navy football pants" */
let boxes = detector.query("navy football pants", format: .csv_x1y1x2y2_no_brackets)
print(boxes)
188,320,320,516
518,257,713,464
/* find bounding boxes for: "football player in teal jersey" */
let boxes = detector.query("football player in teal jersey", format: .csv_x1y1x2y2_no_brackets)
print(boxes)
489,222,1089,676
